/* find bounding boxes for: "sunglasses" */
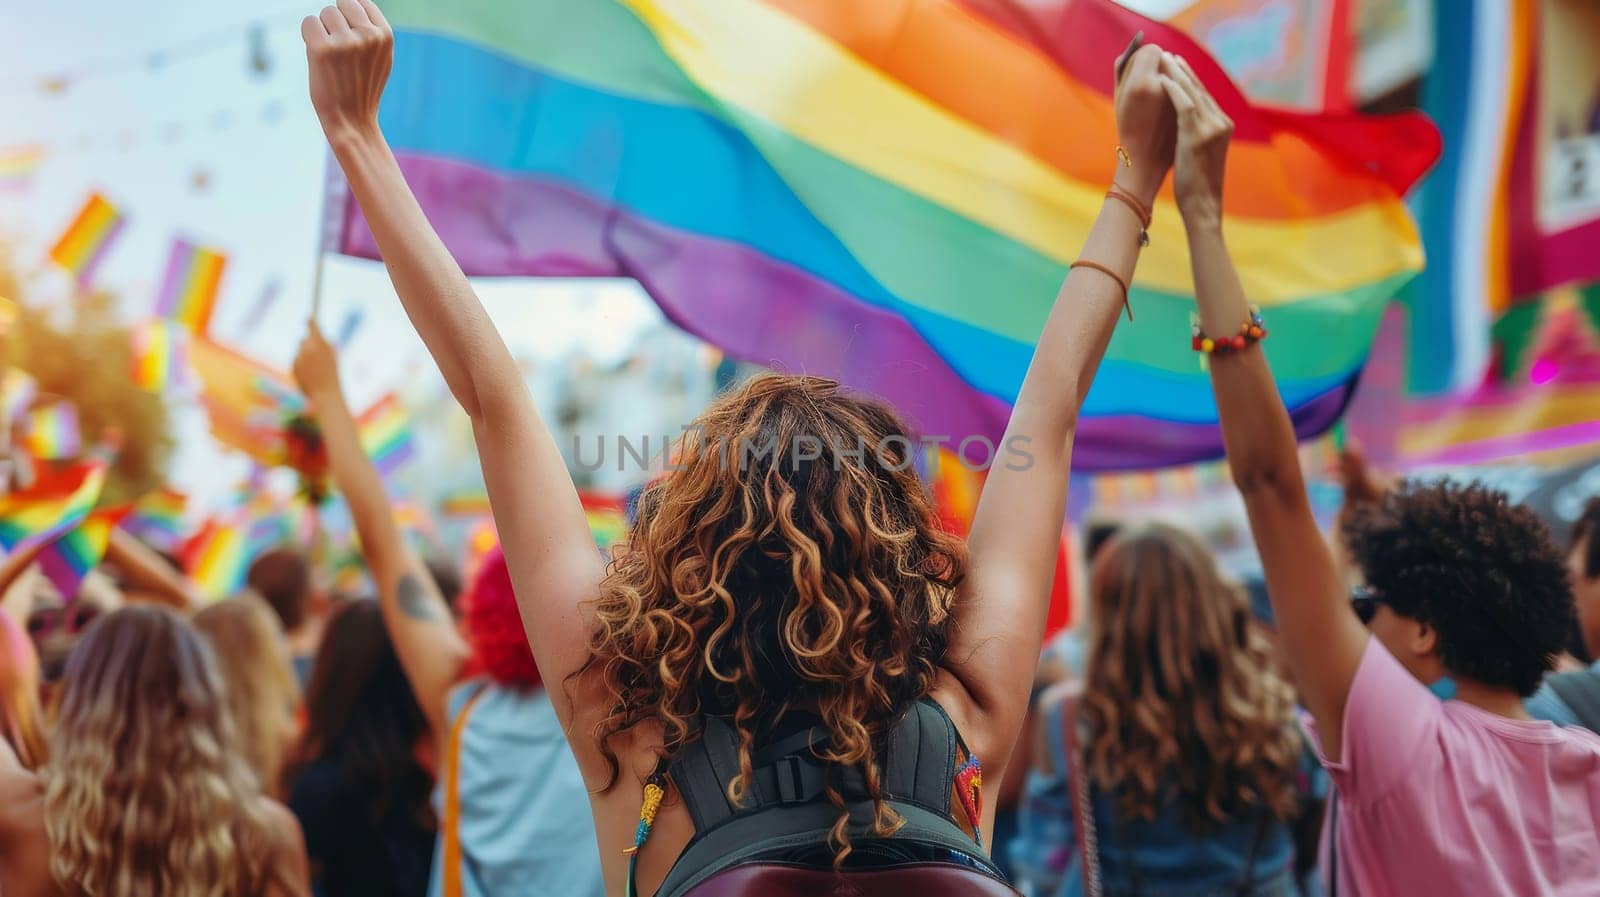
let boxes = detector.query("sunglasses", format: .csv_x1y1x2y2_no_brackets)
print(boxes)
1350,585,1385,626
27,603,101,638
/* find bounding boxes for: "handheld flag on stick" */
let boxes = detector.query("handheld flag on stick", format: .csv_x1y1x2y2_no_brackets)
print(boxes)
49,193,126,287
125,486,188,548
36,505,132,600
130,320,188,392
0,460,106,553
182,517,249,600
154,238,227,334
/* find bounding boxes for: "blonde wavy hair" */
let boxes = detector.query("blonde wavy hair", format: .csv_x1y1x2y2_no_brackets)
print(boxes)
1082,524,1300,829
193,594,300,798
42,605,279,897
578,374,967,860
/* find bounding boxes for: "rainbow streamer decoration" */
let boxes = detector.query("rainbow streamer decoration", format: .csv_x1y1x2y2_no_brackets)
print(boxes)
182,517,249,600
154,238,228,334
356,393,416,477
48,193,126,287
21,402,81,460
36,505,132,601
130,320,188,392
0,461,106,553
334,0,1439,470
125,486,189,548
0,145,44,191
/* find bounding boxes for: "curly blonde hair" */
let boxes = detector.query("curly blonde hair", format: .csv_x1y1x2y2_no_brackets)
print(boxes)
1082,524,1300,829
42,605,279,897
578,374,967,860
193,594,300,798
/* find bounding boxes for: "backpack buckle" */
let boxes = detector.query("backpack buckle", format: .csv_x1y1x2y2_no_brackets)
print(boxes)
776,755,806,804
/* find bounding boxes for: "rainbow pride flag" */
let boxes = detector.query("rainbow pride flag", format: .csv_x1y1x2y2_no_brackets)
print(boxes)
130,320,188,392
356,393,416,477
0,145,43,192
333,0,1439,470
2,368,38,425
440,489,491,517
154,238,227,334
37,505,131,600
21,402,81,460
125,486,188,548
182,517,249,600
0,460,106,553
49,193,125,287
578,492,629,549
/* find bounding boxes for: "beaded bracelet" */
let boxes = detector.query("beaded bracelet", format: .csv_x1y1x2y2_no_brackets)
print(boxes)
1192,306,1267,355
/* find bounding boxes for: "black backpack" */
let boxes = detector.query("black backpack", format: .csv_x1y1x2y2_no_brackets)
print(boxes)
642,698,1020,897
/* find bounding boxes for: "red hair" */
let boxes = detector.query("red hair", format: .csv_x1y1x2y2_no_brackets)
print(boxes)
461,548,541,689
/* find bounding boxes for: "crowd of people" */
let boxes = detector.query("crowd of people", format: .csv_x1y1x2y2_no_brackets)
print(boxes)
2,3,1600,895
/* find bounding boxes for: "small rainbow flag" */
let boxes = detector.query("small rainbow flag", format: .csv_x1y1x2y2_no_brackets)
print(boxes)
37,505,131,600
924,446,983,538
130,320,188,392
48,193,126,287
577,491,628,549
182,517,249,600
356,393,416,477
125,486,188,548
0,145,44,192
21,402,81,460
2,368,38,425
153,238,227,334
0,460,106,553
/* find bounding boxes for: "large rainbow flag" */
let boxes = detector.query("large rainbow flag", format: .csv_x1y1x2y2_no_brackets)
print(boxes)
332,0,1438,470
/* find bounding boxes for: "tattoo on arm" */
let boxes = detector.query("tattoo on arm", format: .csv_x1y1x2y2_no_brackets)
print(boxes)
396,573,442,622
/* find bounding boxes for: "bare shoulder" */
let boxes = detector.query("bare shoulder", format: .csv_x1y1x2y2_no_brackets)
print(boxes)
255,798,311,897
0,764,57,897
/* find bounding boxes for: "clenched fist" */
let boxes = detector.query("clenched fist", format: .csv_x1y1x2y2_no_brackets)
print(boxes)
302,0,393,142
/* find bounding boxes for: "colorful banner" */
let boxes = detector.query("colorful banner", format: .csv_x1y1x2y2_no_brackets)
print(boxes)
48,193,126,287
332,0,1437,471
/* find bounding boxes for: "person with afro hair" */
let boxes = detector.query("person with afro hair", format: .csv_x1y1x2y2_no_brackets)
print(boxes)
292,323,603,897
1179,91,1600,895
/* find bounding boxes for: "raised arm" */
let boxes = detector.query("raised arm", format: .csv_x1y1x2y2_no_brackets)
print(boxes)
105,528,201,610
293,321,466,738
1161,54,1366,758
946,42,1175,744
302,2,606,709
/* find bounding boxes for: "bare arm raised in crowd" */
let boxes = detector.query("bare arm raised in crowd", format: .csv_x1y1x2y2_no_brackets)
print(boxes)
293,321,467,737
1163,53,1367,759
938,40,1174,780
301,0,602,728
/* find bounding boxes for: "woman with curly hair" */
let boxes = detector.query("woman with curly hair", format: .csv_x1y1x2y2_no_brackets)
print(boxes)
33,604,309,897
1013,524,1306,897
302,4,1176,894
291,322,602,897
1158,50,1600,895
193,594,301,798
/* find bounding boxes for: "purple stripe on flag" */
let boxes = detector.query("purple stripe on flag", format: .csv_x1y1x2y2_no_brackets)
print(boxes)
78,215,127,287
336,153,1356,470
154,239,193,317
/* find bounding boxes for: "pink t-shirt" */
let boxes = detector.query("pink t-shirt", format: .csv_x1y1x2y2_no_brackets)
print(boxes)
1306,638,1600,896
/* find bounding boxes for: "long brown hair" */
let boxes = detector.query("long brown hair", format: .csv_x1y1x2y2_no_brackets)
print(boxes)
193,595,299,797
283,600,431,830
579,374,967,859
0,610,47,769
42,605,278,897
1082,524,1300,829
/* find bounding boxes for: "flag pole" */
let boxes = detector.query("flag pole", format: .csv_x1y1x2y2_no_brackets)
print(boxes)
312,150,348,325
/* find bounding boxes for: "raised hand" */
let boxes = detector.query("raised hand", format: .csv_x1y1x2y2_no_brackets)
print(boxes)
1158,52,1233,228
1112,40,1178,207
292,320,341,401
302,0,393,141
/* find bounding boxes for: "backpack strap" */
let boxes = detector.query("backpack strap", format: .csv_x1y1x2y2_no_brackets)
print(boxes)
1057,689,1102,897
1547,669,1600,732
440,684,490,897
